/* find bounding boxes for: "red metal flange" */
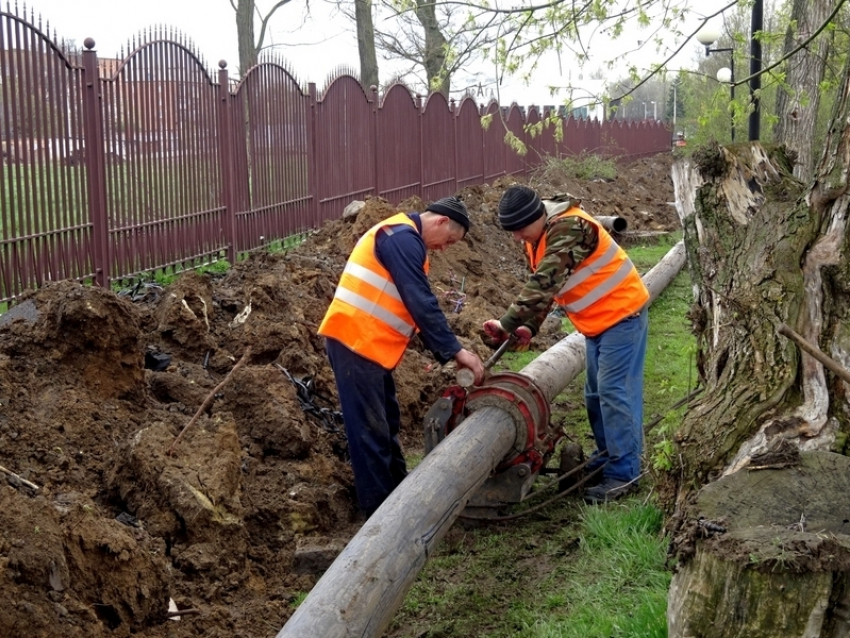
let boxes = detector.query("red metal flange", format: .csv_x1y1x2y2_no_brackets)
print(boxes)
464,371,551,471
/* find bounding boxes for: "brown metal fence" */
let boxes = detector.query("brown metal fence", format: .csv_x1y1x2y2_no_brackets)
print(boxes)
0,6,673,305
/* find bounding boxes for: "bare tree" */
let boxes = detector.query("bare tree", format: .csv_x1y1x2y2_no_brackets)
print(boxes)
412,0,450,95
355,0,380,90
230,0,292,77
368,0,501,97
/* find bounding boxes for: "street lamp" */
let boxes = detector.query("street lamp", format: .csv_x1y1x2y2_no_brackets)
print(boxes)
696,26,735,142
651,100,657,120
716,67,734,142
642,101,647,119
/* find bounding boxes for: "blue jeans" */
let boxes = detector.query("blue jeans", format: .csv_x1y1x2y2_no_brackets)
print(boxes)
584,308,648,482
325,337,407,515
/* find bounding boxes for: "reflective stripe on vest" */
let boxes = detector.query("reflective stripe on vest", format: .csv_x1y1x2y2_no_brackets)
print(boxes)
559,241,639,313
526,206,648,337
318,213,427,369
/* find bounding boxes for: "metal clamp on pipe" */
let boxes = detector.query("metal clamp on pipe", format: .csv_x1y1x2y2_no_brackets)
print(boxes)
422,371,561,514
465,371,552,470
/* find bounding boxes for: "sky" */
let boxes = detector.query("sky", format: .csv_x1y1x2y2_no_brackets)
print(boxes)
23,0,734,108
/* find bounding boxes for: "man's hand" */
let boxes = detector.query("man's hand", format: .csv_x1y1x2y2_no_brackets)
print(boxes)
482,320,533,351
511,326,533,352
454,348,485,385
482,319,508,348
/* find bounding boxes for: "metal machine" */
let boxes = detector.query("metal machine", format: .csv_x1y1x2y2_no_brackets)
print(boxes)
423,369,564,516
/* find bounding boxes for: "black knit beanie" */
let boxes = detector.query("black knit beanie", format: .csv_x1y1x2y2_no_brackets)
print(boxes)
426,196,470,233
498,185,544,231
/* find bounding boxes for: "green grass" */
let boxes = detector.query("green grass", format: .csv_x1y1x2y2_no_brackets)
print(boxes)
387,234,695,638
388,496,672,638
1,162,88,232
527,505,670,638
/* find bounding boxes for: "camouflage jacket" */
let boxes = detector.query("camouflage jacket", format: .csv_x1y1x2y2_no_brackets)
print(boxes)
499,195,598,336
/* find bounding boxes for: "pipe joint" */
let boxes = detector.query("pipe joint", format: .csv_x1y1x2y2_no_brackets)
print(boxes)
465,371,554,472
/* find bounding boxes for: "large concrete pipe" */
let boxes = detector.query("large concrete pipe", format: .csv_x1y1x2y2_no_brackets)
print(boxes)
277,240,686,638
596,216,628,234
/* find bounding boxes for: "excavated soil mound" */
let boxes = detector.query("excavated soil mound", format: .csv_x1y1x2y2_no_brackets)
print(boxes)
0,154,678,638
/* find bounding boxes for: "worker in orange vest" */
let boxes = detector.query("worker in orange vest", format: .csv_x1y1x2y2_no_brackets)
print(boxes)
320,197,485,517
484,186,649,503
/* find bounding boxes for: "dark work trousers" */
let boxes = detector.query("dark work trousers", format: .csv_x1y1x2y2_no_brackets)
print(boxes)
325,337,408,516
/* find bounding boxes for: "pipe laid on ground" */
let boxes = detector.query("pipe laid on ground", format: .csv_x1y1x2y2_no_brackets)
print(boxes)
596,216,628,234
277,240,686,638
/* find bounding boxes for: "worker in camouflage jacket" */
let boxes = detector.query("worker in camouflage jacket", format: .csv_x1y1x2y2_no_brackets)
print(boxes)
484,185,650,504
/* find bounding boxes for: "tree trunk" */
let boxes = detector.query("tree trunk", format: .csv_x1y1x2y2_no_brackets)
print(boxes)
667,49,850,638
415,0,450,96
236,0,257,77
671,143,816,487
668,452,850,638
354,0,379,91
773,0,833,183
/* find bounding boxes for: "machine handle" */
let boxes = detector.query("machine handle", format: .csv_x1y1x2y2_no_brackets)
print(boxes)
456,335,518,388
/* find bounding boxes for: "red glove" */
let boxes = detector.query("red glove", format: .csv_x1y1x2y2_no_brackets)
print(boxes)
511,326,533,351
482,319,508,348
515,326,532,346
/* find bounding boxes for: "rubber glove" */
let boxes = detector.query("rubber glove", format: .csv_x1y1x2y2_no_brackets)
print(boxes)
510,326,533,352
482,319,508,348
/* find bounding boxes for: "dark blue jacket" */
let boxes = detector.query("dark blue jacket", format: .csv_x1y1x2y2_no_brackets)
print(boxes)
375,213,462,364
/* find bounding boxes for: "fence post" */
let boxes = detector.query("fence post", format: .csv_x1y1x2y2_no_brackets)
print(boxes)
416,94,423,202
370,84,379,199
499,106,507,178
217,61,236,266
479,102,485,185
451,97,458,193
81,39,110,289
308,82,319,229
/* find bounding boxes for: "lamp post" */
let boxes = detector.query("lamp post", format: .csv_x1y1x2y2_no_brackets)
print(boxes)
749,0,763,141
696,26,735,142
672,83,680,141
716,67,734,142
652,101,657,120
642,101,648,120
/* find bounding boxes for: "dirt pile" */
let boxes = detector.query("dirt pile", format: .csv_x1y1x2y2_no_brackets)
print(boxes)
0,154,678,638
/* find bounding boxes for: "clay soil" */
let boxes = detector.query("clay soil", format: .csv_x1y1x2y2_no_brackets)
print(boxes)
0,154,678,638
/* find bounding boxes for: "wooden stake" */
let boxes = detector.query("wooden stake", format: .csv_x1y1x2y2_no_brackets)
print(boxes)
166,608,200,618
167,347,251,456
777,324,850,385
0,464,40,491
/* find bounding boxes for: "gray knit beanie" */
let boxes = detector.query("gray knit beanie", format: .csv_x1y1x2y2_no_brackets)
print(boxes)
498,185,544,231
426,196,470,233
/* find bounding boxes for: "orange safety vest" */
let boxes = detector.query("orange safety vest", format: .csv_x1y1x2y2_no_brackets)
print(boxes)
525,205,649,337
318,213,429,369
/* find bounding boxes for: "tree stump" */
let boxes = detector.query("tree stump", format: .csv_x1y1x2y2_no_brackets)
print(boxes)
668,451,850,638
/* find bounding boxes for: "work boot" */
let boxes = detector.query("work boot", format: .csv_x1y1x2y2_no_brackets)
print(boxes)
583,478,638,504
581,465,605,489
